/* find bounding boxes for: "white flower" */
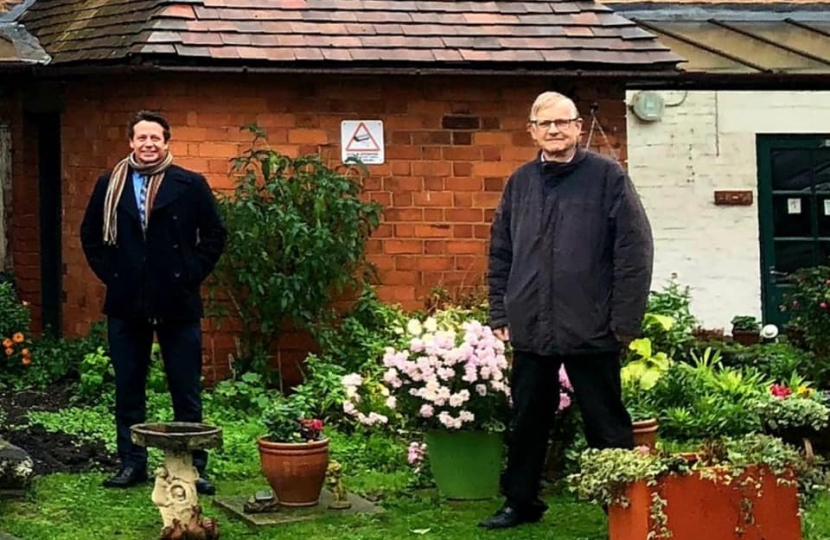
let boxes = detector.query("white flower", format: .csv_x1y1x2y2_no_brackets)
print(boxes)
368,412,389,425
449,390,469,407
385,396,397,409
459,410,475,423
407,319,423,336
476,384,487,396
438,367,455,381
420,404,434,417
343,401,356,415
424,317,438,333
342,373,363,387
438,411,454,427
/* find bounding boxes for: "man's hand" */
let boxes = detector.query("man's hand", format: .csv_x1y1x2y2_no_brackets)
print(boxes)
494,327,510,342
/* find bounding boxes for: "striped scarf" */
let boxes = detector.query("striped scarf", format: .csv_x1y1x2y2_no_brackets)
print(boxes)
103,152,174,245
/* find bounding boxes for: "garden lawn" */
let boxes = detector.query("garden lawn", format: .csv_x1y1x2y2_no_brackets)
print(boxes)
0,472,610,540
3,471,830,540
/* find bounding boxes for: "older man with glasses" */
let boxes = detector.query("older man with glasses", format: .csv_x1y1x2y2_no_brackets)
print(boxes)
480,91,654,530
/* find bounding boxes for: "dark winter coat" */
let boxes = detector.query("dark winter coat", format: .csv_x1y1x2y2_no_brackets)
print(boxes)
487,148,654,356
80,165,227,321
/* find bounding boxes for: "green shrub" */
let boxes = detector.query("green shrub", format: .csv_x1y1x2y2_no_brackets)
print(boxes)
783,266,830,357
646,277,697,359
209,126,382,381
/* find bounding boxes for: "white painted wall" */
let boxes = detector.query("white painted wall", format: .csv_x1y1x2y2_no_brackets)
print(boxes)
625,90,830,330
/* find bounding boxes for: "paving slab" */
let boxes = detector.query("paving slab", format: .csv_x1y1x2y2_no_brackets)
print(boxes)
214,489,383,527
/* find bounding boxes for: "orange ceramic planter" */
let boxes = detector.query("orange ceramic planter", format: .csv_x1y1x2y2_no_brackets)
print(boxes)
609,465,801,540
632,418,658,450
257,437,329,507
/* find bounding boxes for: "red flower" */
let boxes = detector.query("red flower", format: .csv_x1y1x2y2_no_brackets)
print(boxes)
770,384,792,398
822,302,828,309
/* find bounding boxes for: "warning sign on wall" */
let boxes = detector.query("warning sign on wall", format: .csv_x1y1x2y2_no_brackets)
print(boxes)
341,120,384,165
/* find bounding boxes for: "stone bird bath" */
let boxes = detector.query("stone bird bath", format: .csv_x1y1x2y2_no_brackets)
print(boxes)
131,422,223,540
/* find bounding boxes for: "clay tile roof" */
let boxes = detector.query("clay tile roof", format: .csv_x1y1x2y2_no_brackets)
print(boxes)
19,0,681,70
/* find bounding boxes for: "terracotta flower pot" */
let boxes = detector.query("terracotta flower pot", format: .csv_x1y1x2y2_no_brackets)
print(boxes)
609,465,801,540
732,330,759,346
632,418,658,450
257,436,329,507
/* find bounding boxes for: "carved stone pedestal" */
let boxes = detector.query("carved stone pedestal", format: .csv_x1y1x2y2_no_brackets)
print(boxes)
132,422,223,540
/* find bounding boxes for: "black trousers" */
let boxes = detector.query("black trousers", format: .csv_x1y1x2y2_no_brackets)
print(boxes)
501,350,634,509
108,317,207,473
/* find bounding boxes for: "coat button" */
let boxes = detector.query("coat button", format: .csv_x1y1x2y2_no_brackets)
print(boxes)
173,243,179,249
173,215,178,220
174,271,181,278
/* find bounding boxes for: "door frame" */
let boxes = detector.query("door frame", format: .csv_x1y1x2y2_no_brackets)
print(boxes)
757,133,830,326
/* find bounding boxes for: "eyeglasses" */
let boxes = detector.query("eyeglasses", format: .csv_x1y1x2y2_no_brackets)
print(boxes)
529,118,580,131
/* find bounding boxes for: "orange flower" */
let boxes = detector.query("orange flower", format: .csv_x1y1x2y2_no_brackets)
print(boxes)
2,338,12,349
21,348,30,357
21,357,30,366
12,332,24,343
4,347,13,356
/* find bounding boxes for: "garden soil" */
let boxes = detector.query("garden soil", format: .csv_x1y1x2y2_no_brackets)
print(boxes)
0,382,118,476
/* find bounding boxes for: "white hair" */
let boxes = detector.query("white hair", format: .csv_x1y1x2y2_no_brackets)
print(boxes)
529,92,579,121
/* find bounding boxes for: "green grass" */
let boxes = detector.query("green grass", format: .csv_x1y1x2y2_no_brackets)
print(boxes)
4,471,830,540
0,472,609,540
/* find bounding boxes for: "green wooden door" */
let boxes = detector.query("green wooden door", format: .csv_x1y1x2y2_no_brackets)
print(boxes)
758,135,830,326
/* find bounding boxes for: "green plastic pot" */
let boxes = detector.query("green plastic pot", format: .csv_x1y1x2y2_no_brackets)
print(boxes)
425,430,504,500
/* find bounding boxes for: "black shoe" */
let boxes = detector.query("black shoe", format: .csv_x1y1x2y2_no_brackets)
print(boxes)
102,466,148,488
478,505,544,529
196,477,216,496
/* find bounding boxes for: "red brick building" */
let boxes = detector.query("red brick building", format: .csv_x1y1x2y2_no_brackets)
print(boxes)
0,0,679,381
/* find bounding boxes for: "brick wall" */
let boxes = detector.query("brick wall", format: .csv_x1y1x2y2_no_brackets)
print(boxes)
2,90,41,331
626,89,830,329
10,73,627,383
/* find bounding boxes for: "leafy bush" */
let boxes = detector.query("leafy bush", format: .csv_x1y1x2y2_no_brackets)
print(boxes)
731,315,760,333
646,356,771,440
755,392,830,433
210,126,382,380
328,429,408,473
313,286,408,376
290,353,348,423
0,281,33,387
700,341,829,388
783,266,830,357
206,372,274,420
22,322,107,390
646,277,697,359
0,281,30,339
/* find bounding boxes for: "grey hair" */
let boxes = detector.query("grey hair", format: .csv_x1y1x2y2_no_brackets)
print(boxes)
529,92,579,121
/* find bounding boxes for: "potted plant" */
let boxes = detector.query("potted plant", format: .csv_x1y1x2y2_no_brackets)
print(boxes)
568,433,819,540
258,393,328,507
755,379,830,459
621,334,672,449
342,309,511,500
731,315,761,346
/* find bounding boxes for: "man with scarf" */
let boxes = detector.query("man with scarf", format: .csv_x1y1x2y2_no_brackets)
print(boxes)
81,111,227,494
480,92,654,529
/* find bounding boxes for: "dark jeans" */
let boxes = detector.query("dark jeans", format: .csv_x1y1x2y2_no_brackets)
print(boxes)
108,317,207,473
500,350,634,509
